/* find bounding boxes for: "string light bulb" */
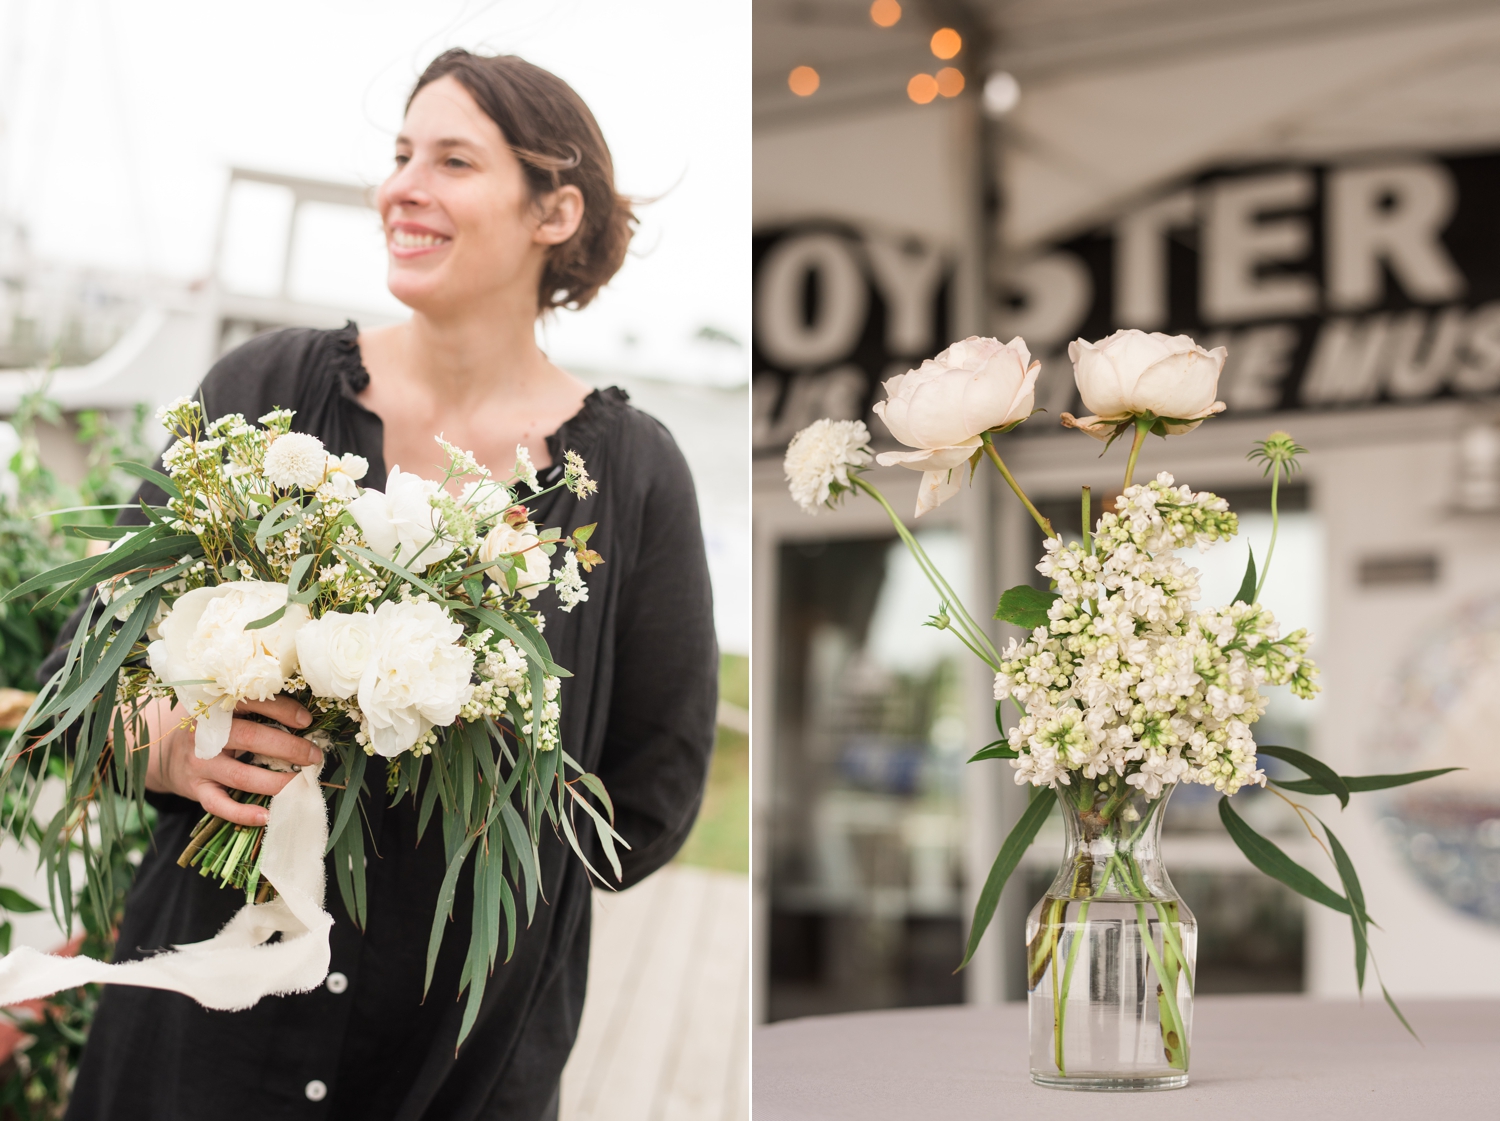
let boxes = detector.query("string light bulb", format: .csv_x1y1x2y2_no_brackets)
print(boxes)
930,28,961,60
907,73,939,105
870,0,901,27
936,67,965,97
788,66,820,97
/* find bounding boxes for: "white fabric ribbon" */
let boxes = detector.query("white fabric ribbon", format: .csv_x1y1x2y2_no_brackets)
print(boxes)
0,763,332,1011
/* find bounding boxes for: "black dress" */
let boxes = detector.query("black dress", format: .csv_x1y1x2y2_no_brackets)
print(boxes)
46,324,720,1121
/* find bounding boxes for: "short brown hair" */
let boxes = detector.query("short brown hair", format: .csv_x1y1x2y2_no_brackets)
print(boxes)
409,50,636,313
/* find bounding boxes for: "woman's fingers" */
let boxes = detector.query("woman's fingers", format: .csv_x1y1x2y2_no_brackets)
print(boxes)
195,781,270,827
205,754,299,798
237,695,312,729
225,716,323,768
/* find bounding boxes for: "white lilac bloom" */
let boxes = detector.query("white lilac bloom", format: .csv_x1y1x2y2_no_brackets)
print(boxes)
147,582,310,758
993,473,1317,797
783,419,872,515
263,432,329,490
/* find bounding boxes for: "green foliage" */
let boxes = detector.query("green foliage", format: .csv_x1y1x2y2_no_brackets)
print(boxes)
1233,546,1257,606
993,584,1060,629
957,786,1056,971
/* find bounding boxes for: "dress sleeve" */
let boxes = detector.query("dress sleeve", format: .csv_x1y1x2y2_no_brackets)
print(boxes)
596,418,719,888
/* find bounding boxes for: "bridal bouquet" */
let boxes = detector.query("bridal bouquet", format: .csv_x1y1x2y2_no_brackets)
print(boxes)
0,398,616,1042
786,332,1451,1084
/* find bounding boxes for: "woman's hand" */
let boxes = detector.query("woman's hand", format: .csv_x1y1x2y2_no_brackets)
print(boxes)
143,695,323,827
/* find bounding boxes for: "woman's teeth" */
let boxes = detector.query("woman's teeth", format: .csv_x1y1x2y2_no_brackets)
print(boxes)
392,230,448,248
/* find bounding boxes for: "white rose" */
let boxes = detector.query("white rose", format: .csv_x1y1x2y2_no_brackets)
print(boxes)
346,466,455,574
356,599,475,757
478,521,550,599
873,336,1039,516
147,581,310,758
295,611,375,700
1062,330,1227,440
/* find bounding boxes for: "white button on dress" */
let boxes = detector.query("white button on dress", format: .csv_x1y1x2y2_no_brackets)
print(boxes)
326,972,348,994
305,1080,328,1102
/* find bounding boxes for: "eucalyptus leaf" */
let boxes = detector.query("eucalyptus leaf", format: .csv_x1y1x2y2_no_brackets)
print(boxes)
958,786,1056,971
1219,797,1350,915
1257,745,1349,808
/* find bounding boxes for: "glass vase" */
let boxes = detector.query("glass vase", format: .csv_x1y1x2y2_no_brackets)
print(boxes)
1026,780,1196,1091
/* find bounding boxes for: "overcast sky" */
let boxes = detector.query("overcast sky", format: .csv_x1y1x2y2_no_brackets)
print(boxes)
0,0,750,384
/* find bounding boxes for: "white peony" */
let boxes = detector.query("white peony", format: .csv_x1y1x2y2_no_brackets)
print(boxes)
1062,330,1227,440
356,599,475,757
263,432,329,490
783,419,872,515
147,582,310,758
478,521,551,599
873,336,1039,516
321,452,369,500
295,611,376,700
346,466,456,574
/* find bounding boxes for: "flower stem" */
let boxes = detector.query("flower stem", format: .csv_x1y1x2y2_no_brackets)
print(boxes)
852,476,1001,668
980,435,1055,539
1122,415,1153,491
1254,461,1282,602
1080,487,1092,555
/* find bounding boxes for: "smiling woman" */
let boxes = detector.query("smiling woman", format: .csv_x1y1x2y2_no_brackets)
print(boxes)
42,48,719,1121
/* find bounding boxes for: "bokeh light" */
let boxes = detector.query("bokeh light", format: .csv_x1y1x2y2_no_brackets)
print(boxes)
936,67,965,98
907,73,939,105
870,0,902,28
930,28,961,60
982,71,1021,116
788,65,821,97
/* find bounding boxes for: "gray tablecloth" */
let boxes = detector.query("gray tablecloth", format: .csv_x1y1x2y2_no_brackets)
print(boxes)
754,996,1500,1119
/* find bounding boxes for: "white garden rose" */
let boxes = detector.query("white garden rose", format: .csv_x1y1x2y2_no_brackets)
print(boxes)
873,336,1039,516
295,611,376,700
356,599,476,757
478,521,550,600
347,466,456,574
147,581,310,758
1062,330,1227,440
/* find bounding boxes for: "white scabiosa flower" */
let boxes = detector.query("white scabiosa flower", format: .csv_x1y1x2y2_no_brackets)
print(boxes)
264,432,329,490
783,418,872,515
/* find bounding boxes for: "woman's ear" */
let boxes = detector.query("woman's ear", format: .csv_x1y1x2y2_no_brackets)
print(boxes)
534,185,585,246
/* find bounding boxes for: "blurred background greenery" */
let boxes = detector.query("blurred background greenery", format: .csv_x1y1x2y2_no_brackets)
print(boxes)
675,654,750,875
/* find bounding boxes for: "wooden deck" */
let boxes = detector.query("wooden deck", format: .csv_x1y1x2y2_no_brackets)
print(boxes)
561,864,750,1121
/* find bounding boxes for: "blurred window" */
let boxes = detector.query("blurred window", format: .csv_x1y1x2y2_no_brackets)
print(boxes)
769,531,968,1020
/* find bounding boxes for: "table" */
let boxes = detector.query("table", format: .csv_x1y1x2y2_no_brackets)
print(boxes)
754,996,1500,1119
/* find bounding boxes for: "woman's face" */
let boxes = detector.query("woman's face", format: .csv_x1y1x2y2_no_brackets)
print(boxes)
377,75,582,317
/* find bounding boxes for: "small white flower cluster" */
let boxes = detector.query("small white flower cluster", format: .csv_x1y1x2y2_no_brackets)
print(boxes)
784,419,872,514
993,473,1318,798
457,631,562,751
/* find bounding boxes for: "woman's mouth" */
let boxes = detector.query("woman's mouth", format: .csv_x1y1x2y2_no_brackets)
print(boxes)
389,228,452,257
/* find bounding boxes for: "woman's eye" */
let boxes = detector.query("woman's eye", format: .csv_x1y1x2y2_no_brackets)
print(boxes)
394,154,410,166
445,157,471,170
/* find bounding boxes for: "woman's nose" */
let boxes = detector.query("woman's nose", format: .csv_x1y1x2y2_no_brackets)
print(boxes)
381,161,432,211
